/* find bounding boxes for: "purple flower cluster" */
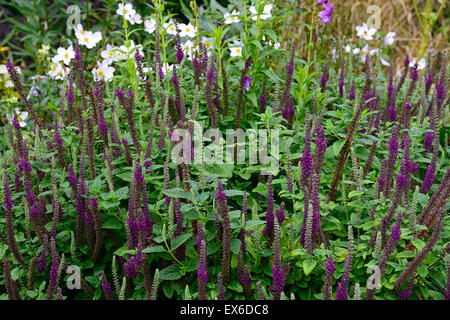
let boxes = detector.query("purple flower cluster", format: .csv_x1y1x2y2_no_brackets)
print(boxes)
317,0,335,24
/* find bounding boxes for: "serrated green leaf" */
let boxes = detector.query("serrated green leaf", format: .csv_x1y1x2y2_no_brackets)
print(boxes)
171,233,192,250
142,245,166,254
303,258,318,276
159,264,183,280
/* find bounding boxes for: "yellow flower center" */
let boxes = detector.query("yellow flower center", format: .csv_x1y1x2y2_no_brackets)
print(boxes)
109,52,113,57
236,48,241,53
84,37,89,43
52,66,57,71
124,9,128,14
18,115,22,121
98,70,104,77
64,53,69,58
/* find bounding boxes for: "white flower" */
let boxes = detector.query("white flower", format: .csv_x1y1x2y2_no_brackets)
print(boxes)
164,20,178,35
116,3,135,20
360,44,370,62
384,32,396,46
0,64,7,74
137,66,152,80
54,46,75,66
118,40,144,59
344,45,351,53
4,80,14,88
202,37,214,51
356,23,377,41
370,48,379,55
128,12,142,25
409,58,426,70
229,42,243,57
331,48,337,62
7,108,28,127
78,30,102,49
30,74,48,82
27,86,39,100
380,57,390,66
74,24,87,40
352,48,361,54
101,44,121,65
179,23,196,38
144,18,157,34
249,4,273,21
224,10,241,24
273,42,280,49
162,63,173,74
49,62,70,80
92,61,115,82
182,40,194,60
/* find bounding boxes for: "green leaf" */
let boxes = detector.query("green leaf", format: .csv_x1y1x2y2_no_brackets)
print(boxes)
163,188,192,201
396,251,415,259
303,258,318,276
142,246,166,254
114,246,135,257
224,190,244,197
159,264,183,280
227,280,243,293
116,186,129,200
348,200,365,208
411,239,425,251
332,140,345,157
417,265,428,278
230,239,241,254
211,164,234,178
247,220,266,227
170,233,192,250
102,199,120,209
348,190,364,199
102,218,122,230
252,182,268,194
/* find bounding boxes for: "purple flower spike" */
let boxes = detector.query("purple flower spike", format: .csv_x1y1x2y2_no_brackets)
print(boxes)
115,89,126,104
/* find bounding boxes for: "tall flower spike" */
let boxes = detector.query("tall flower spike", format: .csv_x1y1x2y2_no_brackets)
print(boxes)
263,175,274,238
445,254,450,300
3,173,25,265
270,217,284,300
174,25,184,64
5,58,40,126
197,240,208,300
348,79,356,101
205,56,219,128
3,258,20,300
336,225,354,300
279,44,296,112
320,63,329,92
323,255,335,300
217,272,226,300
